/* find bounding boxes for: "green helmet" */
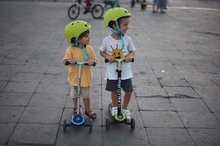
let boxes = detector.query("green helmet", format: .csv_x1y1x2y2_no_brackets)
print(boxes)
104,7,131,28
64,20,91,43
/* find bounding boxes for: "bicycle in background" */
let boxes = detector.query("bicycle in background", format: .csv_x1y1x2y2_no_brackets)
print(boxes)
68,0,104,20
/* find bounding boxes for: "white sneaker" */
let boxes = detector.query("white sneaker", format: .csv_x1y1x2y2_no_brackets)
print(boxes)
111,107,118,116
122,109,131,121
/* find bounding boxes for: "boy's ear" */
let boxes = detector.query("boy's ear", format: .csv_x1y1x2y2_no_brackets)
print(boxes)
112,24,117,30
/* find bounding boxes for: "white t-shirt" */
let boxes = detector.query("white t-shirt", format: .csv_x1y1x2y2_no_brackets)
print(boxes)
99,35,136,80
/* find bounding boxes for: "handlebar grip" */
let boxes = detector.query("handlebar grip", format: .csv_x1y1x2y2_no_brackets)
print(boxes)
92,62,97,66
64,60,71,65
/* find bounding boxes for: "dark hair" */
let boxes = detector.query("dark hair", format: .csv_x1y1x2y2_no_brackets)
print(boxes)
70,30,89,45
108,16,130,29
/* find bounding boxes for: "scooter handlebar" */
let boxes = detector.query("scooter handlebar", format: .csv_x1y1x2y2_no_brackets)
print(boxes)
64,60,96,66
105,58,134,63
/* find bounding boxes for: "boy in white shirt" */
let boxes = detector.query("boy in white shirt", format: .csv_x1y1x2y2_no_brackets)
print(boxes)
99,7,136,121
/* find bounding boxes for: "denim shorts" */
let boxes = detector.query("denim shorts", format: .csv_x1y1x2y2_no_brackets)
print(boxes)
106,78,133,92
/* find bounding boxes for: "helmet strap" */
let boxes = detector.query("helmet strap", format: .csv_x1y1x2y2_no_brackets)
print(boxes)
71,37,90,61
108,20,125,50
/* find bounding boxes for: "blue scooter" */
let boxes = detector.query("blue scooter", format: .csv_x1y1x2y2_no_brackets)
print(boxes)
63,60,96,133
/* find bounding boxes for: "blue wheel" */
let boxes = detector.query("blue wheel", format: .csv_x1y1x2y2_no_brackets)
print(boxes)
63,119,67,133
72,114,84,125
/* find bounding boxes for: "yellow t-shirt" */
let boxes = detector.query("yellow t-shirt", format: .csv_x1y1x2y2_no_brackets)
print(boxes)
63,45,96,87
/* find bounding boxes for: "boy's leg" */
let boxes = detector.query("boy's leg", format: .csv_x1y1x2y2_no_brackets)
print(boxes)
83,97,90,111
73,97,77,109
84,97,96,119
81,87,96,119
111,91,118,107
122,92,132,109
71,86,77,113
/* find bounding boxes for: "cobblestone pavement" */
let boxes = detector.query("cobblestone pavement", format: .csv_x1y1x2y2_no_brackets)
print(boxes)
0,0,220,146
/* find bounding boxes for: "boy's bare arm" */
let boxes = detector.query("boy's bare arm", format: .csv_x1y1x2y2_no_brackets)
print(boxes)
100,51,115,63
125,51,135,62
63,58,76,65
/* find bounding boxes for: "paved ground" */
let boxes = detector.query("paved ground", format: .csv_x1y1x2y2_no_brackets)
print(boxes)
0,0,220,146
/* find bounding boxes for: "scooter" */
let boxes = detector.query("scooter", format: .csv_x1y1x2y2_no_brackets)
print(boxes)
63,60,96,133
105,58,135,131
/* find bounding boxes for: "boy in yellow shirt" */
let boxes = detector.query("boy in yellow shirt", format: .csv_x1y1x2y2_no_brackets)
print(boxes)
63,20,97,119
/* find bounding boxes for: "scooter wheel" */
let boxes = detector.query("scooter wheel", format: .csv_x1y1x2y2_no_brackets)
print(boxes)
89,119,93,133
130,118,135,131
63,119,67,133
106,118,110,131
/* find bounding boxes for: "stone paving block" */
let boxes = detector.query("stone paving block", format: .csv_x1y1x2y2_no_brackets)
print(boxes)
0,123,16,144
0,106,25,123
164,86,200,98
26,58,52,66
9,123,58,145
1,57,27,65
141,111,184,128
29,93,66,108
137,97,175,111
134,86,167,97
194,86,220,99
92,68,102,82
3,82,39,93
11,72,43,83
30,50,57,59
64,95,73,108
171,98,210,112
50,58,64,67
159,78,189,87
41,73,68,84
56,126,102,146
19,107,63,124
0,92,32,106
188,128,220,146
194,87,220,112
133,75,160,87
103,126,149,146
169,58,193,66
215,113,220,121
147,128,195,146
196,66,220,74
36,82,68,94
151,66,180,79
188,79,218,88
206,73,220,87
190,58,215,66
45,66,68,75
0,81,7,91
179,112,220,128
90,94,102,110
20,65,49,74
0,72,16,81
